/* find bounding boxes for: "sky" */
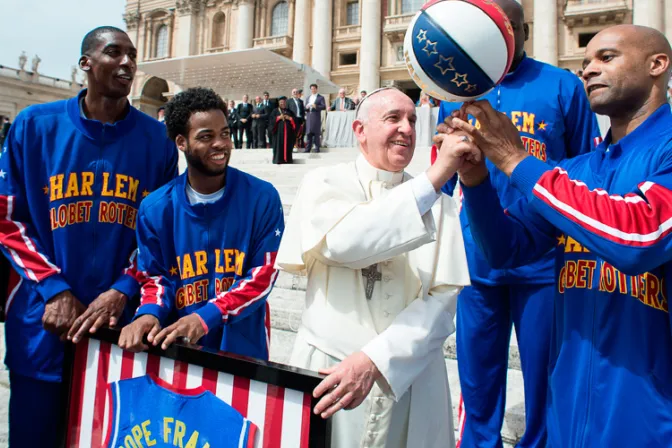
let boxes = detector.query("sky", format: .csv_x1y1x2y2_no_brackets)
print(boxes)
0,0,127,80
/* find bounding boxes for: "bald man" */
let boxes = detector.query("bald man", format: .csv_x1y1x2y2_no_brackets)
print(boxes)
276,88,473,447
330,88,355,111
443,25,672,447
435,1,600,446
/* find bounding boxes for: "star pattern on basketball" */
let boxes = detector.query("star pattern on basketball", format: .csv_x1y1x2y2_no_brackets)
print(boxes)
538,121,548,131
465,84,477,93
434,55,456,75
416,29,428,43
169,266,178,276
451,72,469,88
422,40,438,57
43,185,49,195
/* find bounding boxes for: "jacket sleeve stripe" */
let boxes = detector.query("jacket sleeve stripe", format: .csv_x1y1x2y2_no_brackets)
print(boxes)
138,271,165,307
210,251,278,320
533,167,672,246
122,250,138,277
0,195,60,281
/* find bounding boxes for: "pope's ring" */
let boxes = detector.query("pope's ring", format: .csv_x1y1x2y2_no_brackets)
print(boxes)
461,135,469,142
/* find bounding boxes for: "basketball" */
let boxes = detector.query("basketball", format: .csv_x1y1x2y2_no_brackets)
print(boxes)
403,0,516,102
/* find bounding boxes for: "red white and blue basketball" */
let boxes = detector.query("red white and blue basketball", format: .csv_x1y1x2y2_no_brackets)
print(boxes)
403,0,515,102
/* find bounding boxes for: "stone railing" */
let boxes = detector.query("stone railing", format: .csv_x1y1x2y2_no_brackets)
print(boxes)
383,13,414,41
0,65,81,91
206,46,229,53
333,25,361,41
253,35,293,49
564,0,628,17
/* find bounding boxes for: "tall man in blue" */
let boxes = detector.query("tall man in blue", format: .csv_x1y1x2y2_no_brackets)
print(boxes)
441,23,672,448
118,88,283,359
0,26,177,446
435,1,600,446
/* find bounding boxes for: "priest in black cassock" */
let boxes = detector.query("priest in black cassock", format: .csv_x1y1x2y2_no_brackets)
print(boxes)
270,97,296,165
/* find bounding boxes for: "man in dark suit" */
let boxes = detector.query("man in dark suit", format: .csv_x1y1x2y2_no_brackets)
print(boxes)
0,117,10,148
329,88,355,111
251,95,269,148
288,88,305,149
262,91,275,147
304,83,326,153
235,94,253,149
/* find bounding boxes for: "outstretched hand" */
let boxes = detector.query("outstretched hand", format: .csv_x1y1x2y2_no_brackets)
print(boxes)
448,100,528,176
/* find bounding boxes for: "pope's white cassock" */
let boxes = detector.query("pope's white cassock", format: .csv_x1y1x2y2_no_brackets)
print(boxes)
275,155,470,448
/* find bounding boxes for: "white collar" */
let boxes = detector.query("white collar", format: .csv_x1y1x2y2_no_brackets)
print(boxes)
355,154,405,187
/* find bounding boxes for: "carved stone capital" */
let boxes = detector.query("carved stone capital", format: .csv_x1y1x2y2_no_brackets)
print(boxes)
123,11,141,29
176,0,202,14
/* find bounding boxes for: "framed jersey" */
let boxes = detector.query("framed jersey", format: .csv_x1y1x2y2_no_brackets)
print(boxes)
60,327,330,448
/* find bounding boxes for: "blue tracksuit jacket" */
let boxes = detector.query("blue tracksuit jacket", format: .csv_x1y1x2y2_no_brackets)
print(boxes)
462,104,672,446
438,55,601,285
0,90,177,381
134,169,284,360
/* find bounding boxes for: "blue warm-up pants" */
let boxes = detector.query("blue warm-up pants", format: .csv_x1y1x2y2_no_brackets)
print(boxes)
9,371,63,447
456,282,553,448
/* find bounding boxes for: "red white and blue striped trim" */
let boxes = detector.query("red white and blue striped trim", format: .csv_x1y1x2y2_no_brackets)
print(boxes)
534,167,672,247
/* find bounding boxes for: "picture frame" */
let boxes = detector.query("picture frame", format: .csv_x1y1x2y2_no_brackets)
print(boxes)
60,327,331,448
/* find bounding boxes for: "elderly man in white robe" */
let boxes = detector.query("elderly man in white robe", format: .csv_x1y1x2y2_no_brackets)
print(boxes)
275,87,478,448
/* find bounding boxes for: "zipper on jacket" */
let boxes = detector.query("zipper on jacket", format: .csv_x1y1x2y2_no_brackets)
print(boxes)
91,127,104,283
579,281,598,447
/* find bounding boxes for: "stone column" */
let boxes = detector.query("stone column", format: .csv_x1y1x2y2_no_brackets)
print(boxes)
292,0,310,64
359,0,382,92
175,1,199,57
532,0,557,65
666,0,672,42
634,0,664,31
312,0,333,78
260,4,267,38
236,0,255,49
288,0,295,37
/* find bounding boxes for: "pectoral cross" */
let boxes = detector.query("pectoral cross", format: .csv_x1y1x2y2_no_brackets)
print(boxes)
361,264,382,300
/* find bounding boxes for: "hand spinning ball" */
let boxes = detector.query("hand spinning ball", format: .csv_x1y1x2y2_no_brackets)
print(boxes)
403,0,515,102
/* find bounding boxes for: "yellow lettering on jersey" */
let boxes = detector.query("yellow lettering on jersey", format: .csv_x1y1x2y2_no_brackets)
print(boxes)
522,112,535,135
174,420,186,447
128,177,140,202
182,254,195,280
101,172,115,197
131,424,144,447
194,251,208,276
511,111,521,131
64,173,80,198
115,174,128,199
224,249,235,273
81,171,94,196
235,250,246,276
214,249,224,274
123,434,138,448
49,174,64,201
184,430,200,448
141,420,156,446
163,417,174,444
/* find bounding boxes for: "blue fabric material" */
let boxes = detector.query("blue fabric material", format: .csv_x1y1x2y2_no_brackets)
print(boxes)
133,170,284,360
0,90,178,381
9,372,63,447
463,104,672,446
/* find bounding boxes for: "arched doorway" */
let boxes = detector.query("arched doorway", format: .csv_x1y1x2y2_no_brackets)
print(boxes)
139,76,170,118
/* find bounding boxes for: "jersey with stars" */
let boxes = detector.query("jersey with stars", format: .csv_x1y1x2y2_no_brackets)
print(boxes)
132,168,284,359
437,54,601,285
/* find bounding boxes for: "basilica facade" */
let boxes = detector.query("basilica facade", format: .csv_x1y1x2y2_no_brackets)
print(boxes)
123,0,665,117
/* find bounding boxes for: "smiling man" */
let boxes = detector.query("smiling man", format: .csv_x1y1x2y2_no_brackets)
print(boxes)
119,88,283,361
0,26,178,446
443,24,672,446
276,87,472,447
